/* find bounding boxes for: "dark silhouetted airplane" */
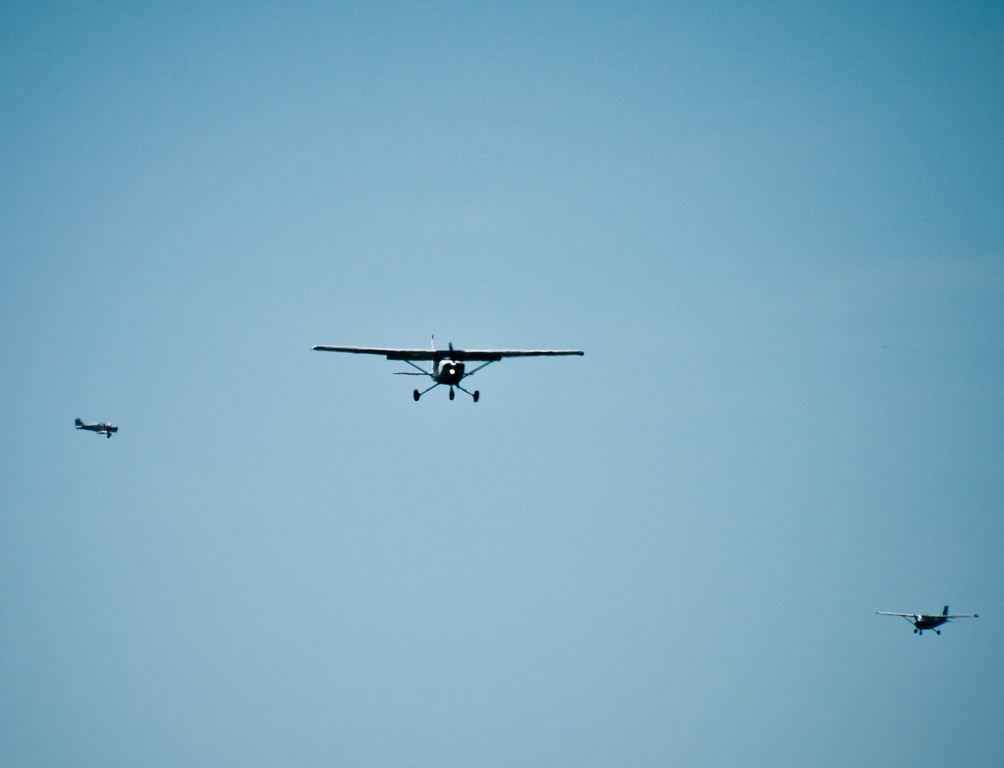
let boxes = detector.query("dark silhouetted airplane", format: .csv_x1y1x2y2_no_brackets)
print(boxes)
313,336,584,402
877,606,978,635
75,418,118,438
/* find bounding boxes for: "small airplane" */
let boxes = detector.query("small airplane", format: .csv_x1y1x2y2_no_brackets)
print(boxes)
74,418,118,438
312,337,584,401
876,606,979,636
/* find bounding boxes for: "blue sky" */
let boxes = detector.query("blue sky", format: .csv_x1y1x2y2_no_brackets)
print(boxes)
2,2,1002,766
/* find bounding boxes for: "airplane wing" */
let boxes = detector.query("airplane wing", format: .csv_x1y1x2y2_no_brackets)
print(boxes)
312,346,584,361
876,611,978,618
451,349,584,361
312,346,439,360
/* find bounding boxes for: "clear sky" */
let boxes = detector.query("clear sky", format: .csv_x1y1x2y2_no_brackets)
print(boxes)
2,2,1002,765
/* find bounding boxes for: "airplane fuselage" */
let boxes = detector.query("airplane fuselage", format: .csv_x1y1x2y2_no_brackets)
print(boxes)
913,616,948,631
433,358,465,385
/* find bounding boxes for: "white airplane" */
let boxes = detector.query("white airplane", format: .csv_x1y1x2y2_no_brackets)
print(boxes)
75,418,118,438
876,606,979,636
312,337,584,401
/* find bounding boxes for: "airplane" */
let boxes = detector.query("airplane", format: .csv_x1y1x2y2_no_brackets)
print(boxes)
876,606,979,636
312,337,584,401
74,418,118,438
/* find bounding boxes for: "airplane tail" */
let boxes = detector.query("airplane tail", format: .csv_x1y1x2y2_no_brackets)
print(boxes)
75,418,83,428
943,605,950,616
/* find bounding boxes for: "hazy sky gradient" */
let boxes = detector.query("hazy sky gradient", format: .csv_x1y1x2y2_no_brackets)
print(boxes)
2,2,1002,766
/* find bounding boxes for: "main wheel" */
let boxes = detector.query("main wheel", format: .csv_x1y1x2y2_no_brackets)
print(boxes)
413,390,420,401
473,391,480,402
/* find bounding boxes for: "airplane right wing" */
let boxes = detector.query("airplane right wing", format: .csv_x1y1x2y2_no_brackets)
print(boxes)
453,349,585,361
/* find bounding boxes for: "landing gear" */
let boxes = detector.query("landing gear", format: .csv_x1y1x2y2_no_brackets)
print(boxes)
413,382,442,401
455,384,479,402
411,382,480,402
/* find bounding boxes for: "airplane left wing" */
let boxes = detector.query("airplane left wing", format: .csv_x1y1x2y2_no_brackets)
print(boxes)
312,346,436,361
